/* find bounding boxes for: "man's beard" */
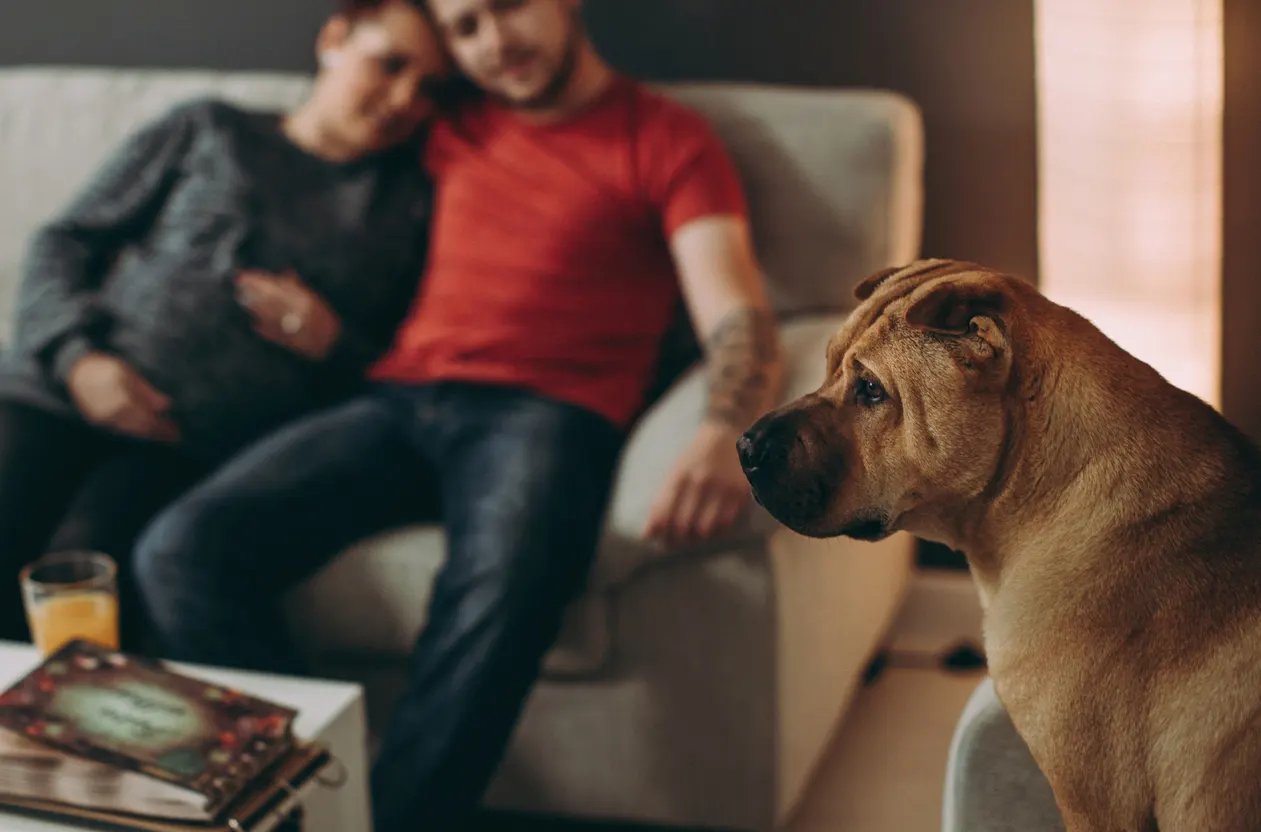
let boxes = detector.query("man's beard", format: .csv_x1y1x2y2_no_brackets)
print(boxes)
490,12,582,111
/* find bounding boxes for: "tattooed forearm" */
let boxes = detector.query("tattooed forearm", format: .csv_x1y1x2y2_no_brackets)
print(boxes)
703,306,783,431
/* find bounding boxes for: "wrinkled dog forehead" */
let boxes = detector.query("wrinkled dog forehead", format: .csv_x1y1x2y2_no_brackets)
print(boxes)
826,259,992,367
853,258,989,303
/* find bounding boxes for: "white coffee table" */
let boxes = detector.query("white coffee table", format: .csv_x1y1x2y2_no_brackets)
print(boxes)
0,641,372,832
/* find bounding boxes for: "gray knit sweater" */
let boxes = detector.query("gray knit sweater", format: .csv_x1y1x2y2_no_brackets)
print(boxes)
0,98,432,461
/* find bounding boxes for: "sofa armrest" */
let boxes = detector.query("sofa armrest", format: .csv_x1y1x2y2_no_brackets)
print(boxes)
590,313,846,591
941,678,1065,832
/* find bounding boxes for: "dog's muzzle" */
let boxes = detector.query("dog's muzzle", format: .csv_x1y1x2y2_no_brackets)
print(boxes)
737,408,835,530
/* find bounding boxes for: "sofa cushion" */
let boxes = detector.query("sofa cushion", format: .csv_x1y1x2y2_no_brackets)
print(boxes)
283,525,614,678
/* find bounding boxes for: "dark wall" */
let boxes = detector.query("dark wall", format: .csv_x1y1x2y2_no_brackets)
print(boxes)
0,0,326,69
1222,0,1261,446
0,0,1040,284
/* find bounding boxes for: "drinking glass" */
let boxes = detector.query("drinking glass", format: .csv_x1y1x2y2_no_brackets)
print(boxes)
20,551,120,657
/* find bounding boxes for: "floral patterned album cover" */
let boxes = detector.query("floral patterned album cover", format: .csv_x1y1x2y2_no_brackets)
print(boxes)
0,639,298,817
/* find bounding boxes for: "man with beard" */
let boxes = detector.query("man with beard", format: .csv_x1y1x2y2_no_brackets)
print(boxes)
133,1,784,829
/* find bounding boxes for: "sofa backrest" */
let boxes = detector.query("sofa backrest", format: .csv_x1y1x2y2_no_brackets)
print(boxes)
0,67,923,344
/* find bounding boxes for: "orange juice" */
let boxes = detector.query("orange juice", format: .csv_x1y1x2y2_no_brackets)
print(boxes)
26,591,119,656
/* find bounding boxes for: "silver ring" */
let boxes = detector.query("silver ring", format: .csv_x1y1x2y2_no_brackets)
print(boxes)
281,311,303,335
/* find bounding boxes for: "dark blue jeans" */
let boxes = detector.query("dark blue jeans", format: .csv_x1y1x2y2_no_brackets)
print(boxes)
132,382,626,832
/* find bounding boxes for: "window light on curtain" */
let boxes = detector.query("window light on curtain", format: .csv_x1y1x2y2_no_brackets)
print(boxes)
1034,0,1224,407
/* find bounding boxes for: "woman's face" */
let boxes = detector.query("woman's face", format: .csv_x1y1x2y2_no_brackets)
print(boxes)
313,1,451,153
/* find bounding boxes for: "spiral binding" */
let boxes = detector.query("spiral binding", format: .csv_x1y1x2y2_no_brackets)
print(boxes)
223,742,344,832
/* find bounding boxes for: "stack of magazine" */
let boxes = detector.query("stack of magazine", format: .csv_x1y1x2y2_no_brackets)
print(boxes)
0,639,336,831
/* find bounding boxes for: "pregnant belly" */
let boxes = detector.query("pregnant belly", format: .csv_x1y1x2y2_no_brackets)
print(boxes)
97,261,337,458
108,315,320,460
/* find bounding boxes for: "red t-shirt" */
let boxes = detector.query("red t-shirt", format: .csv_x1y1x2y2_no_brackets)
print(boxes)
369,76,749,427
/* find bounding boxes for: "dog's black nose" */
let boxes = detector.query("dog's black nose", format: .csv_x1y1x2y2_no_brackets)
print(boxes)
738,413,798,476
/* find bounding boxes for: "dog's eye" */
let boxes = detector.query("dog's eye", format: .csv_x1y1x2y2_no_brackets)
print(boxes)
855,377,888,406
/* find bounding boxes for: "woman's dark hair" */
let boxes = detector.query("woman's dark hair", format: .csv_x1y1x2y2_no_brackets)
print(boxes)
334,0,485,114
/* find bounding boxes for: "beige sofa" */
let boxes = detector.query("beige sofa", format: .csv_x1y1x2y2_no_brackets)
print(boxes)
0,67,925,831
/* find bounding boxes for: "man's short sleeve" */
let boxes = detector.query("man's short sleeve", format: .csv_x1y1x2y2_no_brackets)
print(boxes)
639,95,750,238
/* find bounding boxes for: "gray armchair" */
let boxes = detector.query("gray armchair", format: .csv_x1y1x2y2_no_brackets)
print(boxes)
942,678,1066,832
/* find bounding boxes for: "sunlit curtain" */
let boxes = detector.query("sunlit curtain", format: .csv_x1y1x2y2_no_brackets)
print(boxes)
1035,0,1224,407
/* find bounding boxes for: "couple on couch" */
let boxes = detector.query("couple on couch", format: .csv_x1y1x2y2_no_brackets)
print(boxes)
0,0,785,829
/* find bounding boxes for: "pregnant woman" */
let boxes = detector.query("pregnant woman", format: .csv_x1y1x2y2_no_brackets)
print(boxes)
0,0,450,649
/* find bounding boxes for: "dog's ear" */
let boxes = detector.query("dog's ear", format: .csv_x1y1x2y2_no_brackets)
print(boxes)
905,278,1010,376
854,266,903,301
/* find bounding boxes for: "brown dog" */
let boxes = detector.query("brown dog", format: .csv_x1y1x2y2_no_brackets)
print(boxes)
737,258,1261,831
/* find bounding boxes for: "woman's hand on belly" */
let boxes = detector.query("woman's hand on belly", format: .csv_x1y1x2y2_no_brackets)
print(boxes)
234,269,343,360
65,352,181,443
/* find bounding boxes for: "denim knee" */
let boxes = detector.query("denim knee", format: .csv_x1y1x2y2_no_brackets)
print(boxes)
132,498,223,607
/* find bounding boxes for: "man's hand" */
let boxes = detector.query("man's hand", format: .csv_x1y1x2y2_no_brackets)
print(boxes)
235,270,342,360
644,421,752,546
65,352,180,443
643,215,785,547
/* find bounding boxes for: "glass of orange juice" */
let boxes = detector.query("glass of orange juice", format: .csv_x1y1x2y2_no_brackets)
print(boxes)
20,551,120,657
